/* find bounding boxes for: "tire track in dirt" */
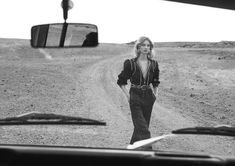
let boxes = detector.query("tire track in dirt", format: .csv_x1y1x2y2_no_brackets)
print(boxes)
39,49,53,60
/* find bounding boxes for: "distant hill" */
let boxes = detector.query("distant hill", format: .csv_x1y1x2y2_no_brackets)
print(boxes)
0,38,29,47
154,41,235,48
1,38,235,48
126,40,235,48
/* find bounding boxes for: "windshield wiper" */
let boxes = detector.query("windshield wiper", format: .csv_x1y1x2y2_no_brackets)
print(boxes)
0,111,106,126
172,125,235,137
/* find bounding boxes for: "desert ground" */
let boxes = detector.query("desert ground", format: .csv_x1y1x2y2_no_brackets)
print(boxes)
0,39,234,156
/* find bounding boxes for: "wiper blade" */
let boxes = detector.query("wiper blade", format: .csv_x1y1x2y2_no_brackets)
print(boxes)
172,125,235,137
0,111,106,126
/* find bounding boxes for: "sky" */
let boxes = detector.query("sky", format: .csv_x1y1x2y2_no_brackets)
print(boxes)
1,0,235,43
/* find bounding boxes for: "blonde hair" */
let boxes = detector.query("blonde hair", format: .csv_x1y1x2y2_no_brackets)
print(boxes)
133,36,155,59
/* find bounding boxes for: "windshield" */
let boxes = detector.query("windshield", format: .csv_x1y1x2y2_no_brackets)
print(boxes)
0,0,234,157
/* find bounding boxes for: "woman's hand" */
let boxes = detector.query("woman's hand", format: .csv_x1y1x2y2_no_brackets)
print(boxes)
120,85,130,103
153,87,158,98
125,94,130,103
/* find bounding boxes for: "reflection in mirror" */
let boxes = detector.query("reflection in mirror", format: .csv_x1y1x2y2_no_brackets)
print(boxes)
31,23,98,48
46,24,63,47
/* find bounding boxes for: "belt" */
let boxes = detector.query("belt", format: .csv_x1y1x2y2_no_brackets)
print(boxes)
131,84,151,90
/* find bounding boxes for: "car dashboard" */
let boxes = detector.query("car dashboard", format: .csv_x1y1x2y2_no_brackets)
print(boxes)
0,145,234,166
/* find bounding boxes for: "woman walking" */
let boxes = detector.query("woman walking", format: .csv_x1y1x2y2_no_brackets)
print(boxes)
117,36,160,150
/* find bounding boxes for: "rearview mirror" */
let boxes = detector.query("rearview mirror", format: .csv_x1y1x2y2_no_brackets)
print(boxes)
31,23,98,48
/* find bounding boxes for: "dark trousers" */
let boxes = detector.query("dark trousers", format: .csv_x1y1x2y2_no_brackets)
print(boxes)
129,87,156,149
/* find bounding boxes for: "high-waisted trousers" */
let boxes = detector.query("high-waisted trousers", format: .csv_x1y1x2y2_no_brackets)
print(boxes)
129,87,156,150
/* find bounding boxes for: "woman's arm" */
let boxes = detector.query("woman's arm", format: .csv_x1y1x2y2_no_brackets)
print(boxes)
117,59,132,102
151,60,160,97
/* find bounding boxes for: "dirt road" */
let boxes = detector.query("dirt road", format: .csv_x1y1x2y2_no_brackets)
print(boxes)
0,41,234,156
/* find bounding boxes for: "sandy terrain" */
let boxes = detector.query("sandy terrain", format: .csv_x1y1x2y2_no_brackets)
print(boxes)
0,39,234,156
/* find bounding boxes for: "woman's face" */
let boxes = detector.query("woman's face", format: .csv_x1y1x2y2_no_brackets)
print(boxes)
138,40,151,55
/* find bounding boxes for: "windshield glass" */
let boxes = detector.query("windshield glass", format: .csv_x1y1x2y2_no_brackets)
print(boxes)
0,0,234,157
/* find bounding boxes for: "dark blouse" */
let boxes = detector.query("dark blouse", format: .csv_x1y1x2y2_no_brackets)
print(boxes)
117,58,160,88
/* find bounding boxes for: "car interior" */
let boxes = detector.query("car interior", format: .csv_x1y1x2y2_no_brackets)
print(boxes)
0,0,234,166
